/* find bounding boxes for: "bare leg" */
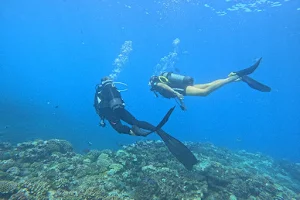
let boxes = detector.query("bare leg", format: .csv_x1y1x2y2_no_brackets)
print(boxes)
193,83,211,89
193,78,234,89
185,75,239,96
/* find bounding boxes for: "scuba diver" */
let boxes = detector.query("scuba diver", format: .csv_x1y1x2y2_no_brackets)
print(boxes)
149,58,271,110
94,76,198,170
94,76,158,136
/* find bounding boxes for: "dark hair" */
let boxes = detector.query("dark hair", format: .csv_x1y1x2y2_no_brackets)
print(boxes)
149,76,158,82
101,76,111,82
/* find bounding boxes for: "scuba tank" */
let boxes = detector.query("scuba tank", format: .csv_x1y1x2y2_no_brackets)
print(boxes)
161,72,194,87
98,80,125,110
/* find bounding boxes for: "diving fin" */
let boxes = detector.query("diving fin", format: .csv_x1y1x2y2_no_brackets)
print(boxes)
242,75,271,92
156,129,198,170
155,106,175,130
235,57,262,77
140,106,198,170
132,106,176,136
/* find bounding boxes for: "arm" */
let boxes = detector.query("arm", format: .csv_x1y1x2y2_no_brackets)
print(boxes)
94,93,106,127
97,107,106,127
156,83,186,110
156,83,184,99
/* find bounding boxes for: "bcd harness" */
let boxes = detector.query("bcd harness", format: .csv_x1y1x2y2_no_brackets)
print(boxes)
95,80,125,111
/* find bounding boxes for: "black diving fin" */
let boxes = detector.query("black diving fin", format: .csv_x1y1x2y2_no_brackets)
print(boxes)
156,129,198,170
131,106,175,136
155,106,176,130
152,106,198,170
135,106,198,170
234,57,262,77
139,106,176,135
242,75,271,92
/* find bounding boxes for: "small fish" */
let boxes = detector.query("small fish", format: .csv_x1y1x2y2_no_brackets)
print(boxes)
174,67,180,73
55,105,59,109
87,141,93,146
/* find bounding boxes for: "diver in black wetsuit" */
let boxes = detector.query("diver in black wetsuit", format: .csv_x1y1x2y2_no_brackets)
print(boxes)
94,76,158,136
94,76,198,170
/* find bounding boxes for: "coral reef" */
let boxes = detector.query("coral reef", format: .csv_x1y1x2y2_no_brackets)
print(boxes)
0,181,18,198
0,139,299,200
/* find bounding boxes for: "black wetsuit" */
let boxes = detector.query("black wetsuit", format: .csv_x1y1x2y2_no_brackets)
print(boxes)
94,81,156,135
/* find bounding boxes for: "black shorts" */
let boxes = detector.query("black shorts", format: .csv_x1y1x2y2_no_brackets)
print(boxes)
173,82,193,96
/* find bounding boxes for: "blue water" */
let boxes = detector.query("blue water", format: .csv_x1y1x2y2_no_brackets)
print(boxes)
1,0,299,162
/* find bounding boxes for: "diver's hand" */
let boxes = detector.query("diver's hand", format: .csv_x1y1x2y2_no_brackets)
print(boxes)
99,120,106,127
174,91,184,100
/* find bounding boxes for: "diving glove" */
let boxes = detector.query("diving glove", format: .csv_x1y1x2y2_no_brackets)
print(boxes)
99,120,106,127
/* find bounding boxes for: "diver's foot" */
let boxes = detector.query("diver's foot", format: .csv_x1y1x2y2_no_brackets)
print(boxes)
228,72,236,77
130,125,149,137
228,72,241,81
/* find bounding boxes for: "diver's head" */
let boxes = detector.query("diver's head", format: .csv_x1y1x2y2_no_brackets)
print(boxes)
101,76,111,82
101,76,113,87
149,75,158,86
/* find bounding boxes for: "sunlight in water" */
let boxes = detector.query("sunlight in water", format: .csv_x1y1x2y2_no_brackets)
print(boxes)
154,0,295,17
